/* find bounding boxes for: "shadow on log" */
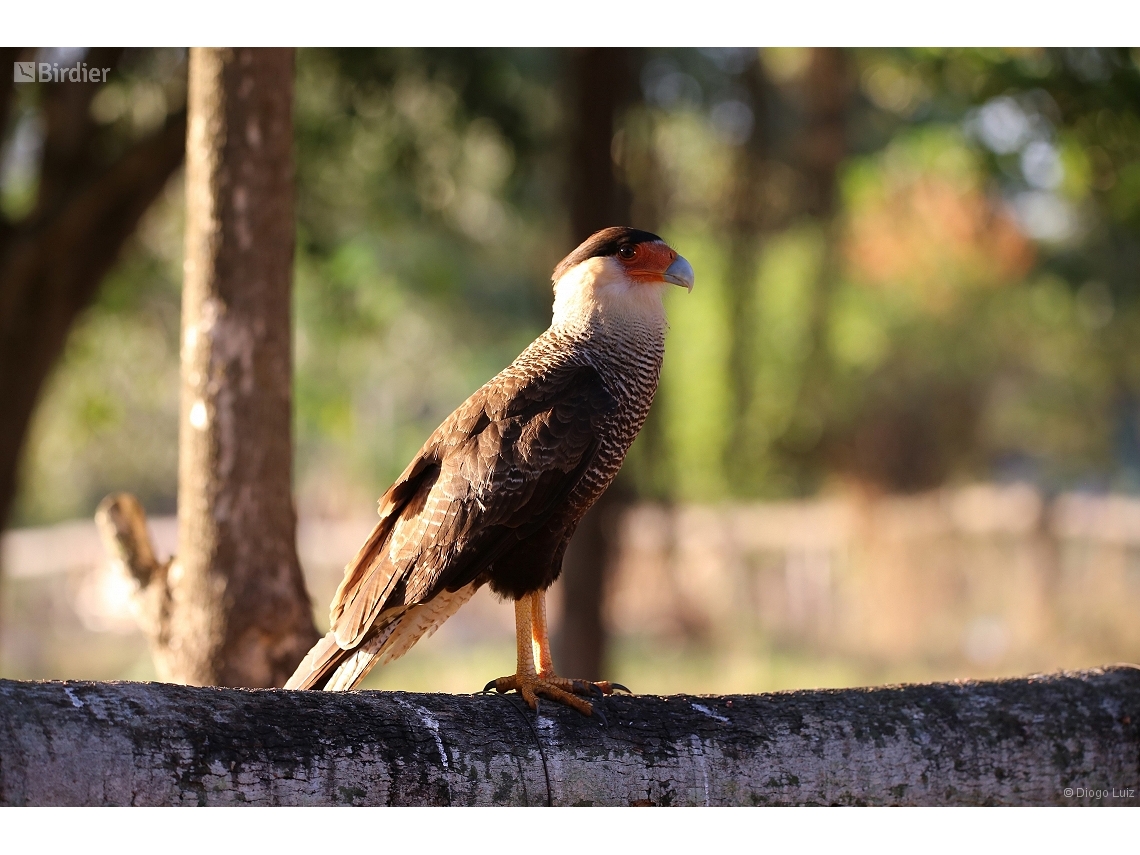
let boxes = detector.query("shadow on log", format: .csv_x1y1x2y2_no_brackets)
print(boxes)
1,667,1137,806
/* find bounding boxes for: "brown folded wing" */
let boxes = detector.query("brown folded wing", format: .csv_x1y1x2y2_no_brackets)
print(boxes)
328,360,616,650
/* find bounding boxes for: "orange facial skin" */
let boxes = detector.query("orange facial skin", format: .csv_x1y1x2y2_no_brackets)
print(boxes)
617,241,679,284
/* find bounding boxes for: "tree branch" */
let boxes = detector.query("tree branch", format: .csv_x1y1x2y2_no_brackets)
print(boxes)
1,667,1136,805
95,493,173,647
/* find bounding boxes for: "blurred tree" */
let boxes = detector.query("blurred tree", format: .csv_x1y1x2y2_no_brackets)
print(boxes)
554,48,637,682
778,48,858,484
167,47,318,687
0,49,187,666
722,51,775,493
0,47,186,538
956,48,1140,490
96,49,319,688
811,47,1140,493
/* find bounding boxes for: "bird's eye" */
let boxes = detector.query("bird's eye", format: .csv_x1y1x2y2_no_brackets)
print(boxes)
618,245,636,259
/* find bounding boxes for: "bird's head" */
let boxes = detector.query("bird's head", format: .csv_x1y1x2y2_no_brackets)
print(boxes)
550,227,694,330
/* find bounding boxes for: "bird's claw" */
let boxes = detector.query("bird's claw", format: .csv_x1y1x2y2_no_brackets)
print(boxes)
570,680,631,697
482,672,627,719
483,672,594,717
571,679,606,698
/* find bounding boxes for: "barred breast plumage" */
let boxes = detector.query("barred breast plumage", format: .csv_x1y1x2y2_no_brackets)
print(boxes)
285,227,693,696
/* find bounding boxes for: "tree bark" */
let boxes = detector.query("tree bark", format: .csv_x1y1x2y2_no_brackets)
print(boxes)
554,48,636,680
139,47,316,687
1,667,1136,806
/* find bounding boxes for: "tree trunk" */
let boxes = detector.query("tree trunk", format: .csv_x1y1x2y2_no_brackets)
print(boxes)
565,48,635,241
554,483,630,680
724,51,775,495
554,48,636,680
779,48,853,462
2,667,1136,805
798,48,849,223
109,48,317,688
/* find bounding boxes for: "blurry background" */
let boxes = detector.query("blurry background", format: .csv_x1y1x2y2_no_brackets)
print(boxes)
2,47,1139,693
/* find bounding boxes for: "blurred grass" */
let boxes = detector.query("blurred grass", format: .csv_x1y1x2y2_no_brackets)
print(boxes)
354,638,882,696
353,634,1115,697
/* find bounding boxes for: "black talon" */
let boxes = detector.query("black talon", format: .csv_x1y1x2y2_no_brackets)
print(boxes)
483,680,500,693
572,679,604,698
592,706,608,727
611,682,631,694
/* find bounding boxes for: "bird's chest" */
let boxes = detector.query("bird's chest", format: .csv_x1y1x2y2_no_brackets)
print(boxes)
581,341,664,488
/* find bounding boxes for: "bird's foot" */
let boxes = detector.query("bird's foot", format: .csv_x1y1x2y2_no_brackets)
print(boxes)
551,676,631,698
484,672,628,717
540,674,633,702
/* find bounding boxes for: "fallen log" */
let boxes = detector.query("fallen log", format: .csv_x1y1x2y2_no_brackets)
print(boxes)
1,666,1137,806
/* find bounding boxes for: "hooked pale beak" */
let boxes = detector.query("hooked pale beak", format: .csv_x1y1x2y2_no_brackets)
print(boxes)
663,255,695,292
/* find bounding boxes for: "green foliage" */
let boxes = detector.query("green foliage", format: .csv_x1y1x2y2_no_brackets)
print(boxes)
10,48,1140,526
289,49,570,512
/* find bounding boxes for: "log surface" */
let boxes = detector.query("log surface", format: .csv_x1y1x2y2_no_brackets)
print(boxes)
1,667,1137,806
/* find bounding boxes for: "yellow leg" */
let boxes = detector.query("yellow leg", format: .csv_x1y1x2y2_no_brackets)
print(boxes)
486,590,628,717
530,588,555,675
515,593,538,679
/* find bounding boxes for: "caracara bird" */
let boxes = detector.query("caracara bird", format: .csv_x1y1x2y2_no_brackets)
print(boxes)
285,227,694,716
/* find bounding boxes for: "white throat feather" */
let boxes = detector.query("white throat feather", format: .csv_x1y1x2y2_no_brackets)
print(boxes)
551,256,669,333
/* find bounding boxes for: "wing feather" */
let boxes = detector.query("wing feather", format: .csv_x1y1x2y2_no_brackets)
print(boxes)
326,359,615,651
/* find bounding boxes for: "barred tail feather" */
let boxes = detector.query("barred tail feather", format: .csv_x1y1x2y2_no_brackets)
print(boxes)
285,583,480,692
284,611,403,691
323,620,402,691
324,583,479,689
283,631,344,690
376,583,478,666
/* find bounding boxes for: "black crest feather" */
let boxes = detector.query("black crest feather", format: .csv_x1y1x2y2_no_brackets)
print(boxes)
552,227,664,282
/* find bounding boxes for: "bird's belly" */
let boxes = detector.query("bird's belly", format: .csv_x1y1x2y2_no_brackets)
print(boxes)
486,392,655,600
